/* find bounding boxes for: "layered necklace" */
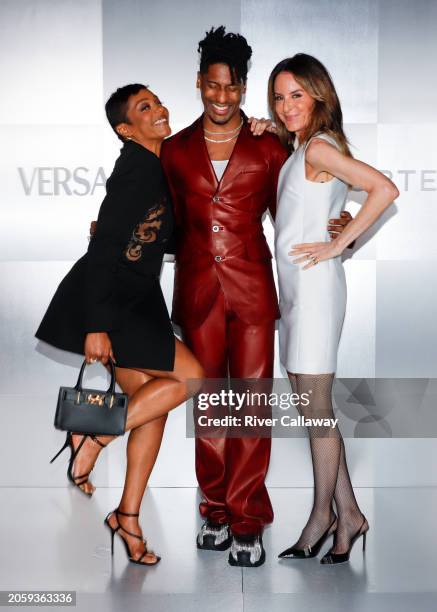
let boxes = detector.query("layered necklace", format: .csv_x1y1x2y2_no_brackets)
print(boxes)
203,118,243,143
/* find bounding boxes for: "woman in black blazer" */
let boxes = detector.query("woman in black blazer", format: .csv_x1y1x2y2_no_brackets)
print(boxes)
36,84,204,566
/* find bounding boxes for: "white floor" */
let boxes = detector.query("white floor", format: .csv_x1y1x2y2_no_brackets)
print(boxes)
1,486,437,611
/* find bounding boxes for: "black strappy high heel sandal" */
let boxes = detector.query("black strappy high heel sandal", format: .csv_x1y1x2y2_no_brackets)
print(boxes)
104,508,161,565
320,515,369,564
50,431,108,497
278,515,338,559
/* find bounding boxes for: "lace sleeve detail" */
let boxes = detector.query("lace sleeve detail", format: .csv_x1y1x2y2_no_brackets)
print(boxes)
124,195,168,262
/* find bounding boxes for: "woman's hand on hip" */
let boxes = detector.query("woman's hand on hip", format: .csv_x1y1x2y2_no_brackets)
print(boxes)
289,240,343,270
84,332,115,364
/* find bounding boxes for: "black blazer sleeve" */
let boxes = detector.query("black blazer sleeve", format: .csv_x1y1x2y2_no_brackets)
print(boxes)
84,147,153,332
163,227,177,255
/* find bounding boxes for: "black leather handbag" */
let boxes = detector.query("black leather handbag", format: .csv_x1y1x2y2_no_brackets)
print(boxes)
54,359,128,435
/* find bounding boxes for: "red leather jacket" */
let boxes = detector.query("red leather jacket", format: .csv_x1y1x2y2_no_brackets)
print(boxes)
161,113,288,328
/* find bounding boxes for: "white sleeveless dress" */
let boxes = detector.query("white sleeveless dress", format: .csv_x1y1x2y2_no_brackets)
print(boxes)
274,132,348,374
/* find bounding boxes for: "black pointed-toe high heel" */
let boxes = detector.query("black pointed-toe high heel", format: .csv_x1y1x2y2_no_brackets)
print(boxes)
320,515,369,564
278,516,338,559
50,431,108,497
104,508,161,566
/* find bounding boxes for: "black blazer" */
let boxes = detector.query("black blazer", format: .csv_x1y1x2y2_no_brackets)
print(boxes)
85,140,174,331
36,140,174,351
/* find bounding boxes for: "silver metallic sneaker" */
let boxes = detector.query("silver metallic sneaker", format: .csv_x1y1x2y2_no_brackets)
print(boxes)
196,521,232,551
228,534,266,567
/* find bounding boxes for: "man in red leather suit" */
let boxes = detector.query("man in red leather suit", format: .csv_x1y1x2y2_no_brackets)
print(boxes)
161,27,285,568
161,27,350,567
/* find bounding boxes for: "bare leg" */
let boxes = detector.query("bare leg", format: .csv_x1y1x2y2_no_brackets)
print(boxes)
102,368,167,563
122,347,203,429
103,339,203,563
71,338,203,495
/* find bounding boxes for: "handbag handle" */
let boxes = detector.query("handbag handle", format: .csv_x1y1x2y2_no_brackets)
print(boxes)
74,358,116,394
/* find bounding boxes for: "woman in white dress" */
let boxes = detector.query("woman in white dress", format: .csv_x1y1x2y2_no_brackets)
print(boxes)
268,54,399,564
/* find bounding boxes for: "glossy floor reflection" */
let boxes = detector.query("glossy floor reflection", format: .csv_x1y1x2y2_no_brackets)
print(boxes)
1,487,436,611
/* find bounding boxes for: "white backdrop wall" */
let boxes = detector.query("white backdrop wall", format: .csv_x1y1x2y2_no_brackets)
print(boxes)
1,0,436,488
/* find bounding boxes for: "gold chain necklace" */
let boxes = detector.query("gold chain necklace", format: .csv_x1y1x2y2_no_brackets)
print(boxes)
203,119,243,135
204,133,240,143
203,120,243,143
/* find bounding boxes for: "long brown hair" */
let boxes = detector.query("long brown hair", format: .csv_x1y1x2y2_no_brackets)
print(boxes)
268,54,352,156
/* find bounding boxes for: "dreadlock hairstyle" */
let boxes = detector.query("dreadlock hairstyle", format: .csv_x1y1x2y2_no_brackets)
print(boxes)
198,26,252,84
268,54,352,157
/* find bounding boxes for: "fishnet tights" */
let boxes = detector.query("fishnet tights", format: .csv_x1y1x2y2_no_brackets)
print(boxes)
288,373,366,554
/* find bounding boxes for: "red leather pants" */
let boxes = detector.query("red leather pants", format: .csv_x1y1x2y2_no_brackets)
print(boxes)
182,289,275,536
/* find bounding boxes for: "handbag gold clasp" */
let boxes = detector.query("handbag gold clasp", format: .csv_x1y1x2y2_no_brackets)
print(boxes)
87,393,105,406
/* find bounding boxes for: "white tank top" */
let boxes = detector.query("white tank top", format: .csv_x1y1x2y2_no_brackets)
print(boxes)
211,159,229,181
